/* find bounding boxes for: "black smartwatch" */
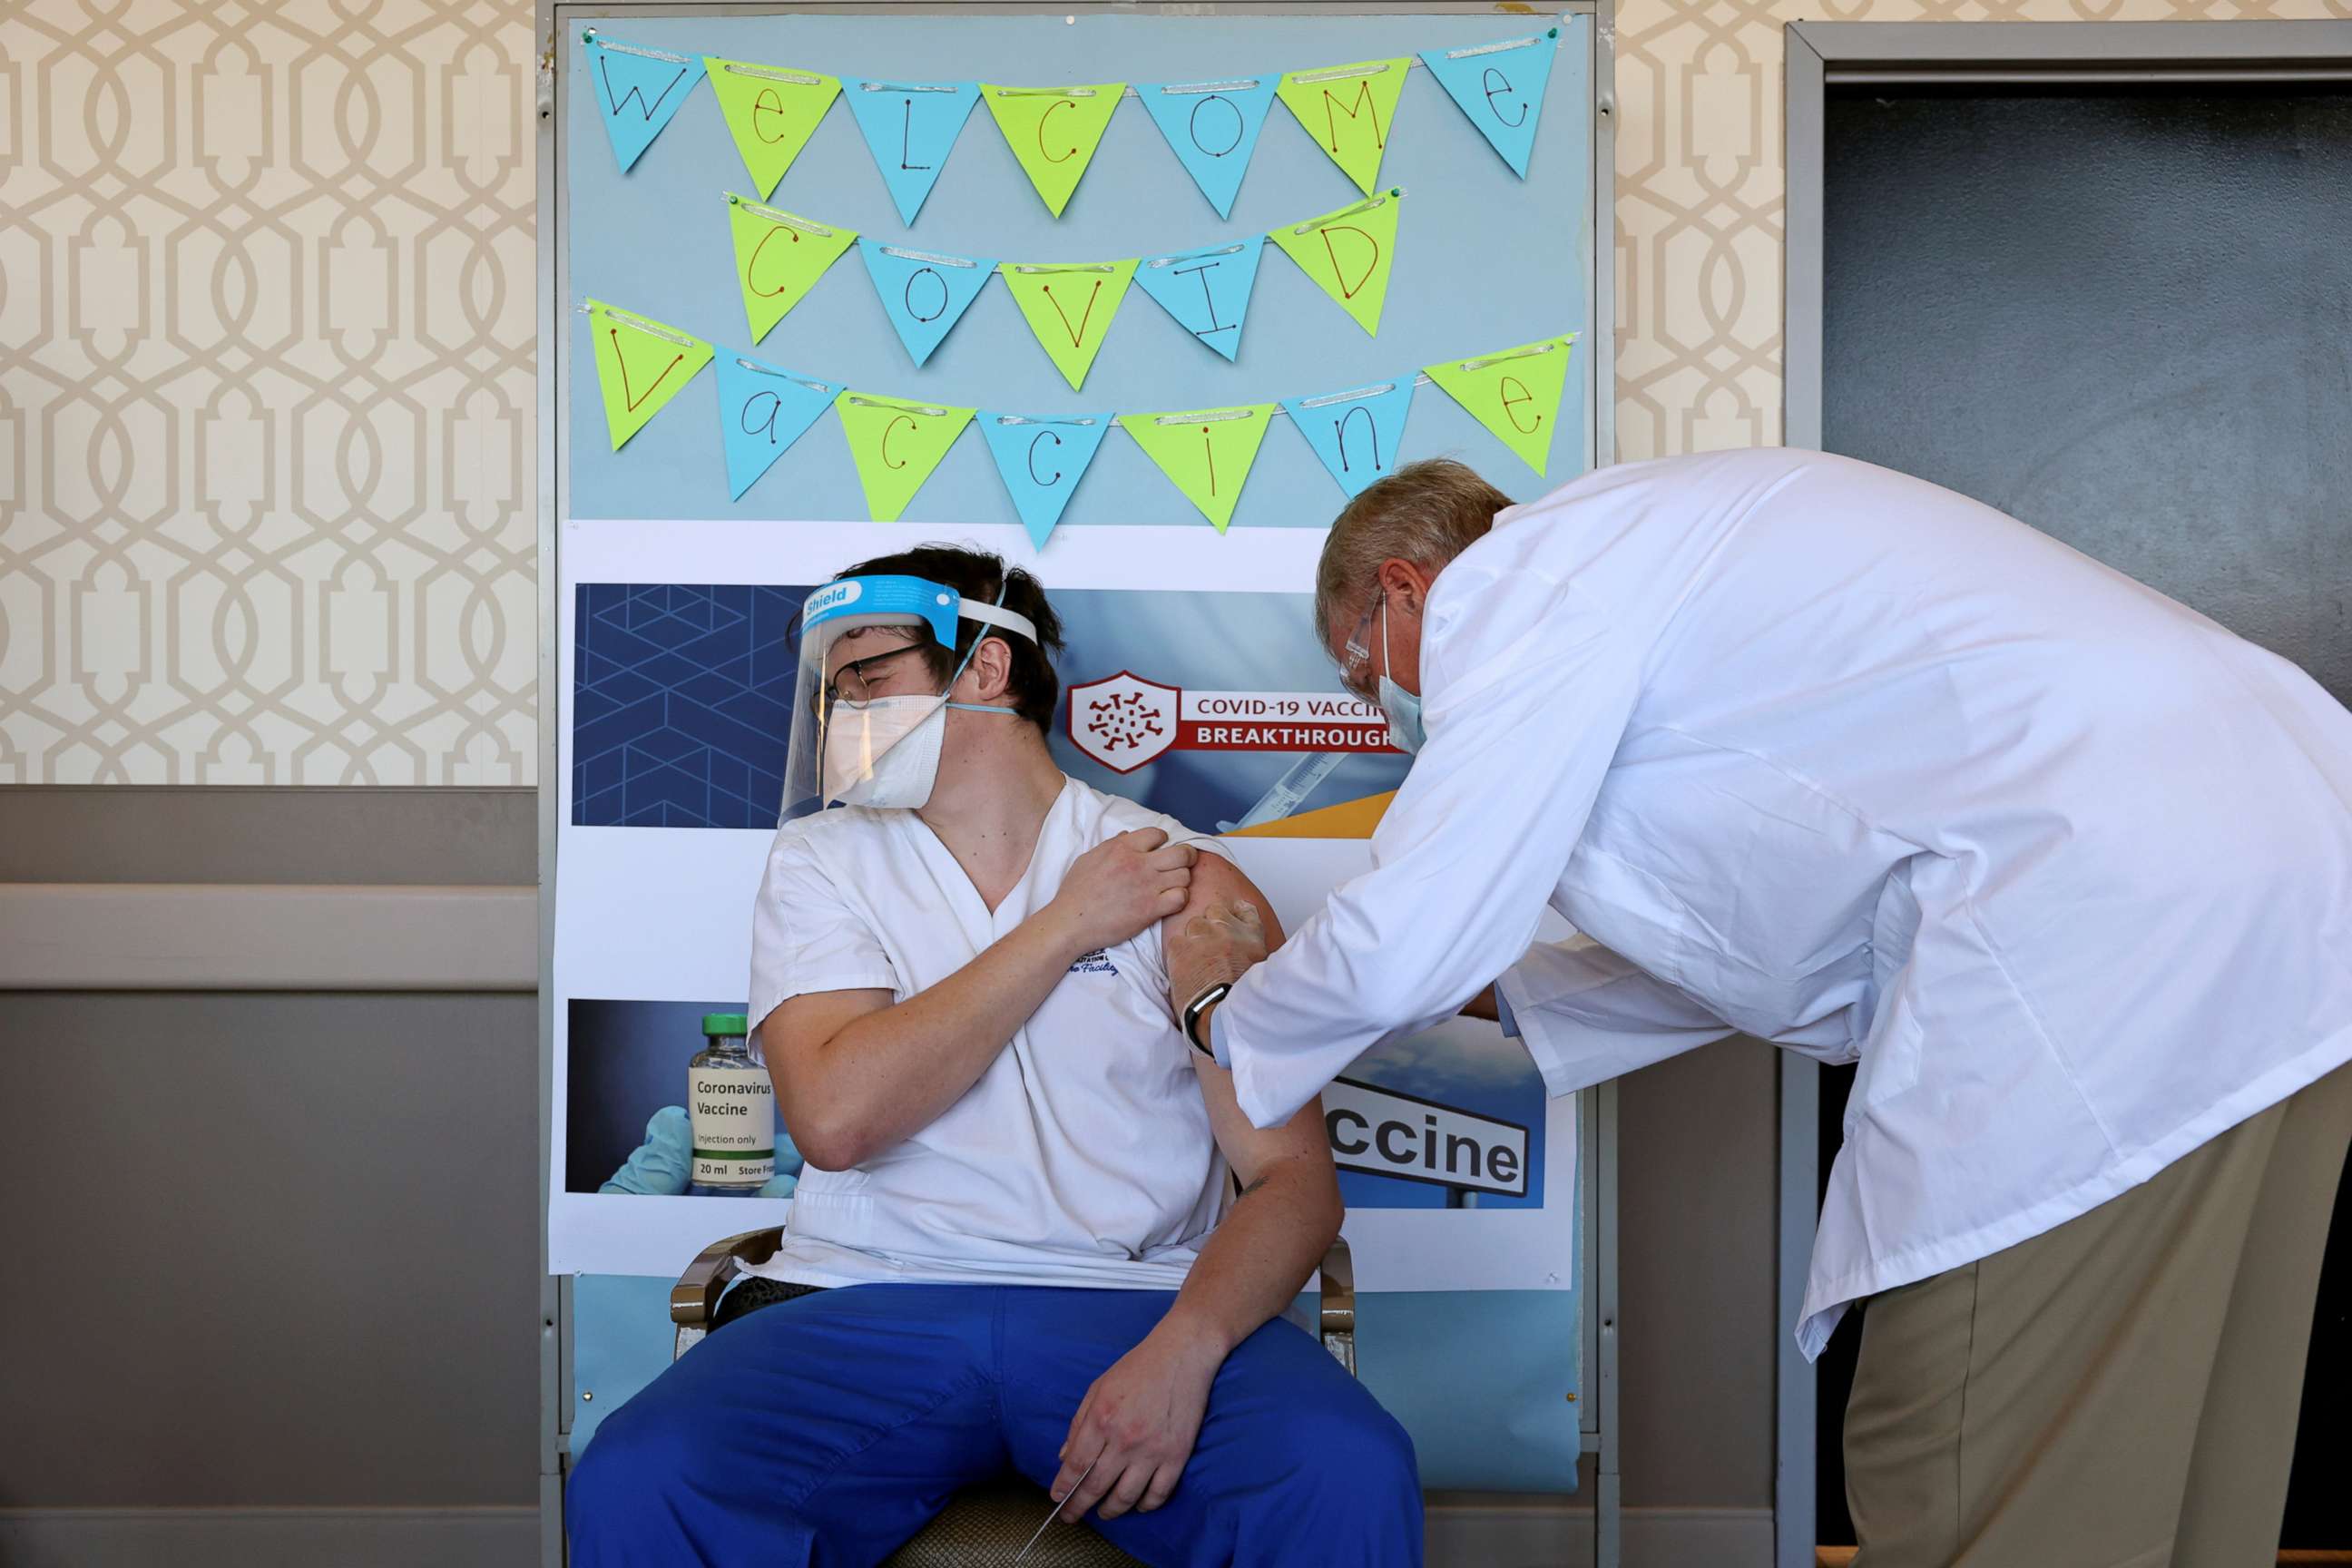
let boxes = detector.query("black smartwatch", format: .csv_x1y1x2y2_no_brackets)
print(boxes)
1181,982,1231,1059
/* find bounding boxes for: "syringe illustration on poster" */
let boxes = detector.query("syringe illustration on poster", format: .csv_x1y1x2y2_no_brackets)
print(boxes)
558,570,1567,1266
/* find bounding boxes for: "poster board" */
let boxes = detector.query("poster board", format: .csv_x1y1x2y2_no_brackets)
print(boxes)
537,0,1616,1532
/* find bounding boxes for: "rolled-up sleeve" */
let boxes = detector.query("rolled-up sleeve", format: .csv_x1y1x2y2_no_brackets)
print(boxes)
1214,567,1644,1128
1496,937,1734,1097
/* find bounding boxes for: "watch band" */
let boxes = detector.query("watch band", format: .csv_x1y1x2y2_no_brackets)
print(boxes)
1181,981,1231,1057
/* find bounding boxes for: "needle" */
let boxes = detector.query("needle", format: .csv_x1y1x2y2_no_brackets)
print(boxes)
1014,1455,1100,1563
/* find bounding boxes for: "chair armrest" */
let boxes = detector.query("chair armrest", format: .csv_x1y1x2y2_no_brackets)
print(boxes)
1318,1236,1357,1376
670,1227,784,1328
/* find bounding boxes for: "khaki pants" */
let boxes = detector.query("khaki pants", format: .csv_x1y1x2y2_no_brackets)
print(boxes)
1846,1063,2352,1568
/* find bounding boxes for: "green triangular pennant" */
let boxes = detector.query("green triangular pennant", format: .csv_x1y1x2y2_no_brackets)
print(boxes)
1268,190,1401,337
587,299,714,452
835,391,975,522
1118,405,1276,533
1424,336,1576,476
981,83,1124,217
728,196,858,344
1277,58,1409,197
704,57,840,199
996,259,1137,391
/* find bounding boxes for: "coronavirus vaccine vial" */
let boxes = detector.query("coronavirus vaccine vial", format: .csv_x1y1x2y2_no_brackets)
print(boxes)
687,1013,775,1195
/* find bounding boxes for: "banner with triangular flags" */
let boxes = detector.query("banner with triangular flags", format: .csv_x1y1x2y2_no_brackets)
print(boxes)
1132,237,1263,362
716,357,842,500
858,240,996,366
1135,76,1279,220
978,412,1112,548
586,299,714,451
1424,335,1575,476
705,57,840,198
728,196,857,344
844,79,979,224
585,34,705,173
836,392,975,521
981,84,1124,218
997,260,1136,391
1281,377,1416,498
1268,190,1400,337
1119,405,1276,533
1419,26,1559,177
1277,57,1409,197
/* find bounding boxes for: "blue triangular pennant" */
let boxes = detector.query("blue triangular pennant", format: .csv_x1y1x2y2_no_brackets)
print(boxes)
978,412,1112,548
585,34,706,172
1132,236,1264,364
1134,76,1279,220
1418,27,1558,178
856,239,995,366
843,79,980,224
1280,377,1416,498
716,356,842,501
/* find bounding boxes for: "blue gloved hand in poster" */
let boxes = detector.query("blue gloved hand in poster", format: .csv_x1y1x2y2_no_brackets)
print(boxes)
600,1105,803,1200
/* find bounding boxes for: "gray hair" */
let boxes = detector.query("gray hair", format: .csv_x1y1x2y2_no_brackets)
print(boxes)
1312,457,1516,642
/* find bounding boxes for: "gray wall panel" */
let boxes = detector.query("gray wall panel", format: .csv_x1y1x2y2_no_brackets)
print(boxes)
0,789,538,886
1618,1040,1779,1510
0,992,540,1508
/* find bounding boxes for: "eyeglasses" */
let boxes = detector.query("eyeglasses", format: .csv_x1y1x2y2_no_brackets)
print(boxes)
1335,595,1382,701
824,643,929,705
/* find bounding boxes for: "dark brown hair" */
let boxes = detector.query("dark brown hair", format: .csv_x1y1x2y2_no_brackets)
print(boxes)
831,545,1065,733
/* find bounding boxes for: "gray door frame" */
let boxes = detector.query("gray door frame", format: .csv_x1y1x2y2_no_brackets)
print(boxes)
1777,20,2352,1568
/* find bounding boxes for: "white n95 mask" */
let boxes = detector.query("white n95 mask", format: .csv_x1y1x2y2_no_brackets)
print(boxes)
824,695,1014,810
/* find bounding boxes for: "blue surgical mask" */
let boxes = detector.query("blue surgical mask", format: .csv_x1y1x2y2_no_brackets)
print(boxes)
1376,599,1426,754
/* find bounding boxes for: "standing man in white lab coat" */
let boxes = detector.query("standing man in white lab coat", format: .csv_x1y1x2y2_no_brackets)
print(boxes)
1169,450,2352,1567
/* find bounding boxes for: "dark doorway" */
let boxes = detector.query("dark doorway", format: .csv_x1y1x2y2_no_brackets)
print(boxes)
1817,81,2352,1548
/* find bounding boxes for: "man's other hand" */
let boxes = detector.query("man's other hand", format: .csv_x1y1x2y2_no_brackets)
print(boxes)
1046,828,1199,956
1049,1321,1223,1523
1168,897,1269,1004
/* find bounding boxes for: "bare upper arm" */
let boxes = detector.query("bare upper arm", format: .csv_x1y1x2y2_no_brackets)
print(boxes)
1165,849,1285,954
754,988,892,1102
1161,854,1331,1185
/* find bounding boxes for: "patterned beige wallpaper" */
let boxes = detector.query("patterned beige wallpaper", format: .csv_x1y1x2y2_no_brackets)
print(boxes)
0,0,2337,782
1,0,537,783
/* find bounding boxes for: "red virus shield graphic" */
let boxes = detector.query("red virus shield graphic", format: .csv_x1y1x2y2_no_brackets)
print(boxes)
1066,671,1181,774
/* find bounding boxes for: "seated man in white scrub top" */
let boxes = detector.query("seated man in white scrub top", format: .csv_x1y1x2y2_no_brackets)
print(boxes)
566,545,1422,1568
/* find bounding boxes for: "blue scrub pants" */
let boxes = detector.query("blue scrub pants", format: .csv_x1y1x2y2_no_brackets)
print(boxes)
567,1283,1423,1567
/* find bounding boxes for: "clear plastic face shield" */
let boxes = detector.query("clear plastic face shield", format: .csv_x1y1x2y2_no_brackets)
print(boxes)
781,574,1040,818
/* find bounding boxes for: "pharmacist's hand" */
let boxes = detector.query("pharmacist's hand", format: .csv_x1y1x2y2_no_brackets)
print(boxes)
1166,897,1268,1003
1046,828,1198,955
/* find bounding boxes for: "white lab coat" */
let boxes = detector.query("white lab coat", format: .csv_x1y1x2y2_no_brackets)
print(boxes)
1214,448,2352,1357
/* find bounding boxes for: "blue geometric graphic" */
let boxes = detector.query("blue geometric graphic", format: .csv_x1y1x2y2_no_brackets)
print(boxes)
573,583,812,828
